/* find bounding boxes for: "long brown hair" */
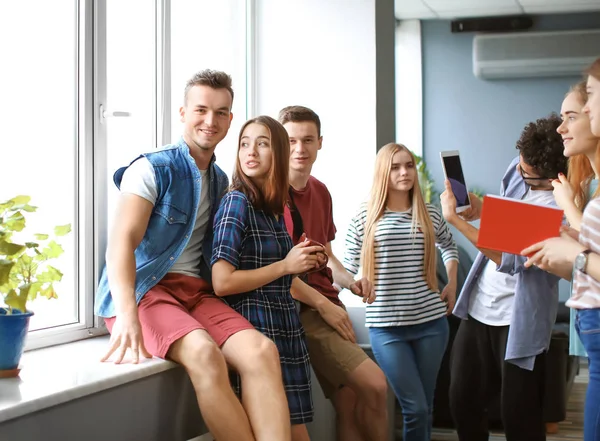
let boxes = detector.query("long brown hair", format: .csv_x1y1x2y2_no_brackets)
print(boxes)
231,116,290,214
565,81,600,208
361,143,438,291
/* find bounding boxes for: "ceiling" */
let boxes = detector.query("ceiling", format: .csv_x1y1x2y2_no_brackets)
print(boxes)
395,0,600,19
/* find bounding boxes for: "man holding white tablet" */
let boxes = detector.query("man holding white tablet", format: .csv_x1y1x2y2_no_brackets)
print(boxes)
439,115,567,441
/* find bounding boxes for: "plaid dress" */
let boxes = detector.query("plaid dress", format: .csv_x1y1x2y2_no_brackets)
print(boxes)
211,190,313,425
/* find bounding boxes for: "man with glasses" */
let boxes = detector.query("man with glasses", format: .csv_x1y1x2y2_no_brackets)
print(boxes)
517,164,556,188
438,115,567,441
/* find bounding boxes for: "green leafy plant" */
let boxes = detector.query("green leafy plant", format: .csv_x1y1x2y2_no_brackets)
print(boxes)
0,195,71,314
470,187,485,200
414,153,437,203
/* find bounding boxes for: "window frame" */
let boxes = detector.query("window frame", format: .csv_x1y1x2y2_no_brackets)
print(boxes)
25,0,256,350
21,0,104,350
26,0,103,350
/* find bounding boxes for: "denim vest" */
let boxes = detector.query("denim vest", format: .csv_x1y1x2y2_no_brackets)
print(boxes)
453,156,560,370
95,138,229,318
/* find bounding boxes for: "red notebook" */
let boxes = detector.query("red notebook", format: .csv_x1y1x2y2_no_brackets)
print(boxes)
477,195,564,255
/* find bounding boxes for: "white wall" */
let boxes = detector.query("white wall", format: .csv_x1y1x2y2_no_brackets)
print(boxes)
169,0,247,178
254,0,377,270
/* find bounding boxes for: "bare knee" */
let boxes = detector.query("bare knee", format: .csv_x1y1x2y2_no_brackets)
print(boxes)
179,337,227,380
234,332,280,376
371,368,389,399
355,366,388,410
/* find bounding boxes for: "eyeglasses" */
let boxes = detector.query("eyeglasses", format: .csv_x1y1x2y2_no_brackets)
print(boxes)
518,164,554,181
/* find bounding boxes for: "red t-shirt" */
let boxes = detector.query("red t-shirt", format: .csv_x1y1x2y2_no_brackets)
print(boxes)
284,176,342,306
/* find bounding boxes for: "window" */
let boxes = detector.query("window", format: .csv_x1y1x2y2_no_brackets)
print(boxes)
0,1,80,333
0,0,158,348
1,0,376,346
101,0,156,232
169,0,248,178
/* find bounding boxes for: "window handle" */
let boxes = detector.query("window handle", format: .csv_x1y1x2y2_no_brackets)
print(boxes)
100,104,131,120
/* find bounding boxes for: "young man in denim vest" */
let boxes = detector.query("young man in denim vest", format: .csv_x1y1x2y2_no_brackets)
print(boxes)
279,106,389,441
95,70,290,441
439,115,567,441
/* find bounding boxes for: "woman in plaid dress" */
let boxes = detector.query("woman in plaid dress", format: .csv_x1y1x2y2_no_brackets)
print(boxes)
211,115,324,439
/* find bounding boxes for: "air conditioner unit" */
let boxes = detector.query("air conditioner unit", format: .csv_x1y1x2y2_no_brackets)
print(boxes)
473,29,600,80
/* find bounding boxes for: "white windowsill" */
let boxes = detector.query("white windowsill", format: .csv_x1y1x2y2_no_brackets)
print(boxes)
0,335,176,424
0,300,369,426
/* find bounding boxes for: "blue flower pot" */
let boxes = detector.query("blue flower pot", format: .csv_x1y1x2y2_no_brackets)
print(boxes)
0,308,34,371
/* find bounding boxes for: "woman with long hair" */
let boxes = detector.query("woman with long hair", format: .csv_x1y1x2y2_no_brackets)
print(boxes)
523,57,600,441
211,115,324,441
553,80,600,230
344,143,458,441
553,80,600,367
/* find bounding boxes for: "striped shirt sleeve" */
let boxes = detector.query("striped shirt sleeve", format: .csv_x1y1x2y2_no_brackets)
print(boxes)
429,204,459,264
344,205,367,276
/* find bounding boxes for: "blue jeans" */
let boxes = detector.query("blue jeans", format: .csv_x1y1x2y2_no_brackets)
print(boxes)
369,317,449,441
571,305,588,356
577,308,600,441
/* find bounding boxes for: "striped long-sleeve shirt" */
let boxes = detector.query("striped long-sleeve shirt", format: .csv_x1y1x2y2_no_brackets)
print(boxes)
344,204,459,327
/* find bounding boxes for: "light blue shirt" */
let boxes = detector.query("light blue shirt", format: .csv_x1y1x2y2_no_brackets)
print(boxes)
453,156,561,370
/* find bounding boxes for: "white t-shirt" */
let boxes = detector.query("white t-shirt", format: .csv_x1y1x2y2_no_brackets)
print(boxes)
468,188,556,326
119,157,211,278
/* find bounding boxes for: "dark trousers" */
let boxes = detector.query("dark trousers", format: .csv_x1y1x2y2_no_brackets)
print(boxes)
449,316,546,441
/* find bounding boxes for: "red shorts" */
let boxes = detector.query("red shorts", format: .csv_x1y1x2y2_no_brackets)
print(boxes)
104,273,253,359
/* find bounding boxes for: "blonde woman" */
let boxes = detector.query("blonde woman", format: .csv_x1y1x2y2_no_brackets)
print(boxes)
344,143,458,441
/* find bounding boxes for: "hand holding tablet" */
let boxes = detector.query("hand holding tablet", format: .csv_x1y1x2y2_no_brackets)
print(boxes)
440,150,471,214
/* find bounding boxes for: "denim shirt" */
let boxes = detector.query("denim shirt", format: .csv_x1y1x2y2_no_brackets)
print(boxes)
453,156,560,370
95,138,229,318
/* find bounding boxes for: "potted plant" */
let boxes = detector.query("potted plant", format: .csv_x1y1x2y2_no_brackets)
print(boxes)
0,195,70,378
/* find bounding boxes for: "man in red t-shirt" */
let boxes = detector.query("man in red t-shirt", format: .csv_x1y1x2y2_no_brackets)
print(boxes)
279,106,389,441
